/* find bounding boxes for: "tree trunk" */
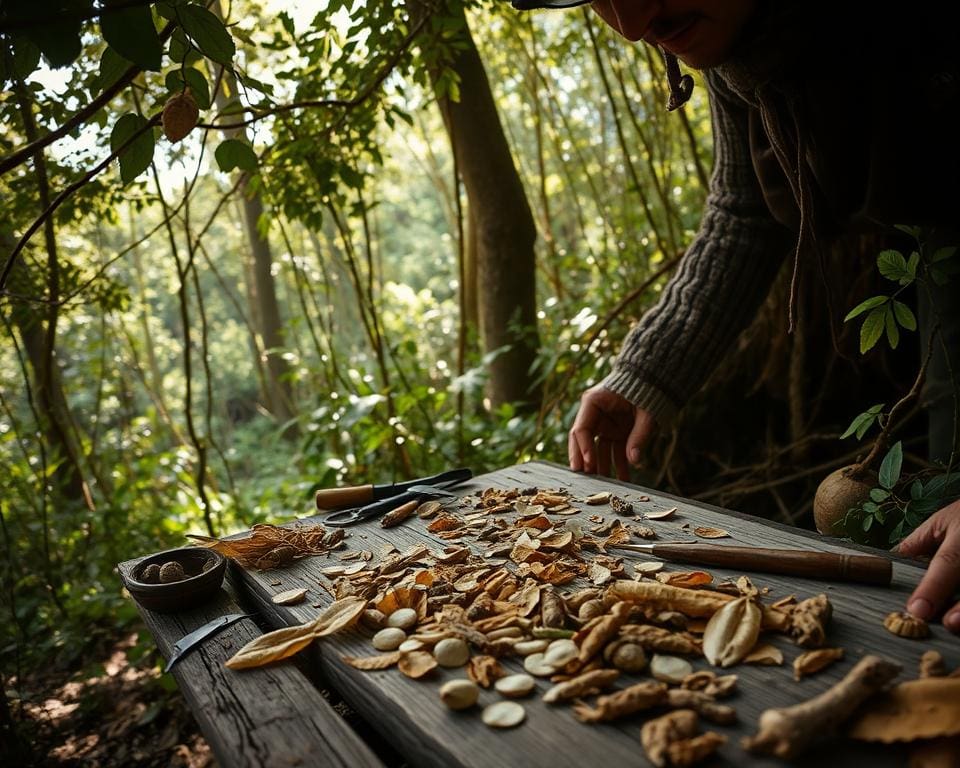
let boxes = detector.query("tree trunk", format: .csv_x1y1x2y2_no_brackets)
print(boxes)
408,0,541,409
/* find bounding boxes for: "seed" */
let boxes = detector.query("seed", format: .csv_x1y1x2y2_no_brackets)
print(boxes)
159,561,185,583
650,654,693,684
482,701,526,729
387,608,419,630
140,564,161,583
361,609,387,631
440,679,479,710
372,627,406,651
399,639,424,653
523,652,558,677
543,639,579,668
578,599,605,620
495,674,536,698
487,627,523,641
272,588,307,605
634,561,665,576
434,637,470,667
514,640,549,656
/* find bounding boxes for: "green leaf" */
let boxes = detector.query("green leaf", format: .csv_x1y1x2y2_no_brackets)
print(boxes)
179,5,236,66
885,305,900,349
877,249,910,283
165,68,211,110
215,139,258,173
11,35,41,81
894,224,921,239
878,441,903,491
25,17,82,68
844,295,887,322
910,480,924,500
862,515,874,532
870,488,891,503
859,306,886,353
100,4,162,71
840,412,872,440
932,245,957,263
863,501,879,514
110,114,155,184
892,300,917,331
97,46,131,94
907,250,920,277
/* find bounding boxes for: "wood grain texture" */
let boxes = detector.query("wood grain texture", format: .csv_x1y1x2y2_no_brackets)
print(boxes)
117,558,385,768
138,461,960,767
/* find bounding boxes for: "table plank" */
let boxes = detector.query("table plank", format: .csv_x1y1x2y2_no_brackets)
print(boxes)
117,558,385,768
230,461,960,767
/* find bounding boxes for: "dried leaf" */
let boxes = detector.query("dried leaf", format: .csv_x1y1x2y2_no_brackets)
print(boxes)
313,596,369,636
375,587,427,619
656,570,712,588
188,523,342,570
398,650,438,679
225,621,316,670
588,562,613,586
702,596,761,668
467,655,505,687
694,526,731,539
427,514,463,533
793,648,844,681
574,681,667,723
271,587,308,605
744,643,784,666
634,561,665,576
342,652,401,670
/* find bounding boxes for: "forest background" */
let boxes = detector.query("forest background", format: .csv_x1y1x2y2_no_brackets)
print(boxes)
0,0,947,764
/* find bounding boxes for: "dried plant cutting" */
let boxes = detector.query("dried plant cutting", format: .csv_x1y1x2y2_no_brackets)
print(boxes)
214,485,945,765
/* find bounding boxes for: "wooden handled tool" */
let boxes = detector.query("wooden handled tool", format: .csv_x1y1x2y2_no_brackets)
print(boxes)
615,542,893,586
315,467,472,510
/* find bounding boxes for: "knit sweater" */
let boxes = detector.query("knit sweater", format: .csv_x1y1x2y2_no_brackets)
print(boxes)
602,3,960,424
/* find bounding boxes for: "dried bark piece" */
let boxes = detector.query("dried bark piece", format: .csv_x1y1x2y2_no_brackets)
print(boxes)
744,643,783,666
542,668,620,704
666,731,727,767
619,624,702,656
417,500,443,519
702,596,761,668
381,499,418,528
850,678,960,743
694,526,730,539
272,587,308,605
467,655,504,688
482,701,526,728
793,648,844,681
588,562,613,585
342,651,401,670
398,650,438,679
573,681,667,723
642,709,699,768
666,689,737,725
743,654,901,759
884,611,931,639
919,650,947,679
787,594,832,648
656,571,712,588
610,496,634,515
427,514,463,533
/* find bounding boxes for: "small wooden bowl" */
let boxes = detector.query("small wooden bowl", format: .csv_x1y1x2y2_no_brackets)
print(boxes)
123,547,226,613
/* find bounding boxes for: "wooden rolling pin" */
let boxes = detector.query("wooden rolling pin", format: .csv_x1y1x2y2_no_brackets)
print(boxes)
613,542,893,586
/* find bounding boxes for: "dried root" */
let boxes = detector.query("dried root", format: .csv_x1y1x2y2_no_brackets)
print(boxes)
666,688,737,725
619,624,702,656
542,668,619,704
786,594,832,648
743,654,901,758
573,681,667,723
641,710,726,767
919,650,947,679
793,648,844,681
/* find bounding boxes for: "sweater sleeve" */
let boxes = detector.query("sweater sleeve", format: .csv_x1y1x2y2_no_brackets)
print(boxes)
601,70,792,424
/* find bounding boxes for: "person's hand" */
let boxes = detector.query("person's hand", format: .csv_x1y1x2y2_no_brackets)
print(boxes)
568,386,655,480
897,498,960,634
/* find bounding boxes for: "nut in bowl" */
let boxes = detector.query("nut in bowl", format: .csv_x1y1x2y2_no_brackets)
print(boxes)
123,547,226,613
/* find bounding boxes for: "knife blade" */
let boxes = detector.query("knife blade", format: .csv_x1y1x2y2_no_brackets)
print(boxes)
164,613,252,672
315,467,472,510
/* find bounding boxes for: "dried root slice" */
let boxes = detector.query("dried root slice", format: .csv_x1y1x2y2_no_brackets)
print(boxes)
702,596,761,668
342,651,401,670
482,701,526,729
641,710,699,768
495,673,536,698
543,638,579,668
666,731,727,767
514,639,549,656
666,689,737,725
542,668,619,704
573,681,667,723
850,678,960,743
680,672,738,699
743,654,901,759
272,587,308,605
398,650,438,679
793,648,844,681
787,594,832,648
884,611,931,639
744,643,783,666
524,652,558,677
919,650,947,679
440,679,479,710
650,654,693,684
467,655,504,688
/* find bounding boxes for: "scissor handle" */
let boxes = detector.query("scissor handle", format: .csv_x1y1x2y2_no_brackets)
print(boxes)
324,491,418,527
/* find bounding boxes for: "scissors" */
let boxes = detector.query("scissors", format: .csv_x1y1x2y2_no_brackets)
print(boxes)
321,468,473,527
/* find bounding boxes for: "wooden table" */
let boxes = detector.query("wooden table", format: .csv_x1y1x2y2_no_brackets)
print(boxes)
121,461,959,767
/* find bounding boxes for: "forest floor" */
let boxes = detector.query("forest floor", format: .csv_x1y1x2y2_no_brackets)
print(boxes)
6,629,212,767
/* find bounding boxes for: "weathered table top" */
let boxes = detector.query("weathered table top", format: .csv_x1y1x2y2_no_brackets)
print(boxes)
126,461,960,768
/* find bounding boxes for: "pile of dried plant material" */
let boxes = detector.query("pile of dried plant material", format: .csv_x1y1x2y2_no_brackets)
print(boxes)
187,523,346,569
222,485,946,764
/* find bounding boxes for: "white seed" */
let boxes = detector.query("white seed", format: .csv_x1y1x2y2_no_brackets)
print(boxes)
578,599,605,620
372,627,406,651
487,626,523,641
514,639,549,656
440,679,479,710
523,652,558,677
482,701,526,729
634,561,665,576
650,654,693,684
543,639,579,668
494,674,536,698
398,639,424,653
434,637,470,667
387,608,419,630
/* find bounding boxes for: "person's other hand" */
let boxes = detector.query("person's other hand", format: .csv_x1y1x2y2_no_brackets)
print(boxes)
897,499,960,634
568,386,655,480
